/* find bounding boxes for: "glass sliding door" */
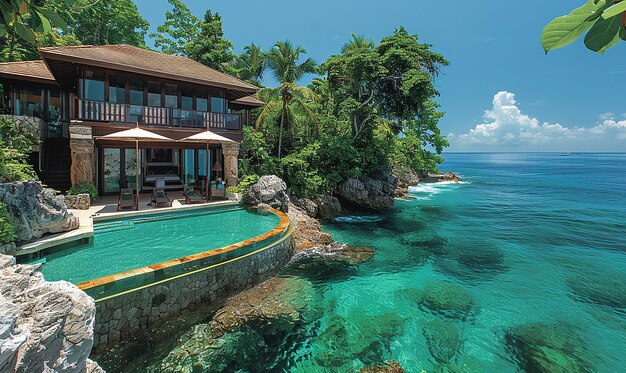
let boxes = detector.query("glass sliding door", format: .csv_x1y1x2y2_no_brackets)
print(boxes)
103,148,121,194
124,148,142,192
183,149,195,186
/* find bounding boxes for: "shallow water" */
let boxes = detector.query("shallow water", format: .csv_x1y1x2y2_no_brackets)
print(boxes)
98,153,626,372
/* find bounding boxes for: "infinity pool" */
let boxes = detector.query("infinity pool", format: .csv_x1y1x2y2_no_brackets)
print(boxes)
36,206,280,284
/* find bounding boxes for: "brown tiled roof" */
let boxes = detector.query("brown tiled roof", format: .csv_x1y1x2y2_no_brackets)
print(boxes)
0,60,56,84
231,95,265,107
39,44,259,93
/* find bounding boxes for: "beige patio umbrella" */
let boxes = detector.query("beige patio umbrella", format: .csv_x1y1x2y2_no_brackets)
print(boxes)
179,130,234,198
97,124,173,210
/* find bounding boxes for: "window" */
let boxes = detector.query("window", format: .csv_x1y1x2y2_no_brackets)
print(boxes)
148,82,161,107
181,86,193,110
129,79,143,123
165,84,178,108
109,75,126,103
196,88,208,112
79,69,105,101
211,96,227,113
15,88,43,118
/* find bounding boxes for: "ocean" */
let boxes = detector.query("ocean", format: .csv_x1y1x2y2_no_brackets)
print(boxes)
100,153,626,372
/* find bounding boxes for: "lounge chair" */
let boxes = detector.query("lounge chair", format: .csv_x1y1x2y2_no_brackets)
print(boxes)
183,184,205,204
151,189,172,207
117,188,136,211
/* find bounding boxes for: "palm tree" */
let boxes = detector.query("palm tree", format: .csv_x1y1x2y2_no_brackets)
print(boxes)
235,43,266,86
341,33,375,54
257,41,317,159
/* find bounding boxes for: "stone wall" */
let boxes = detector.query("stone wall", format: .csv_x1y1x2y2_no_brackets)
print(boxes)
92,232,294,351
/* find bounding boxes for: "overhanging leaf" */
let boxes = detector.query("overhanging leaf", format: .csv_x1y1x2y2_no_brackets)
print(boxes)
601,1,626,18
36,11,51,34
541,0,606,53
36,7,68,30
620,25,626,40
584,14,622,53
13,21,36,43
0,2,15,25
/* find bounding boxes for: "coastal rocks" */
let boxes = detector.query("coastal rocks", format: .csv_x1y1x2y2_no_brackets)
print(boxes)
244,175,290,212
504,323,592,373
411,282,476,319
393,169,420,198
0,253,101,373
423,319,462,364
315,195,341,220
64,193,91,210
209,276,318,337
291,196,318,217
336,172,397,211
0,181,79,243
286,202,333,250
420,172,461,183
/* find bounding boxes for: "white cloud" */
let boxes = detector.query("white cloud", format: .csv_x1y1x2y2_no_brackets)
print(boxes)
449,91,626,151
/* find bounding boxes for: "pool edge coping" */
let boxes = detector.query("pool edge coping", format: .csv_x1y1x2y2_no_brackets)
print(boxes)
76,207,290,294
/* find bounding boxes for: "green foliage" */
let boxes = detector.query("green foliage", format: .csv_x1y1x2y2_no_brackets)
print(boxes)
150,0,199,55
233,43,265,85
0,202,15,245
0,116,37,182
67,183,98,201
0,0,73,43
151,2,235,74
541,0,625,54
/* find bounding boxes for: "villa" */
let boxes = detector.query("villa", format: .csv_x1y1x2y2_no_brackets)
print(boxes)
0,44,264,195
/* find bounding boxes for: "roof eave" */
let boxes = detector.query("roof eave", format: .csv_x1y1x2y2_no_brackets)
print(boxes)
39,50,259,95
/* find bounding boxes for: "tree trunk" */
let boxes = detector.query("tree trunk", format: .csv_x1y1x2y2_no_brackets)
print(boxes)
278,98,287,160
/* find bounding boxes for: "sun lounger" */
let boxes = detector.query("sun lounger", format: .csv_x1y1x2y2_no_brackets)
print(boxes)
117,188,136,211
151,189,172,207
183,184,205,204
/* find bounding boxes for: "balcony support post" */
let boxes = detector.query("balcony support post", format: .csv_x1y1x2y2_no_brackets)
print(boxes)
69,123,96,187
221,142,240,187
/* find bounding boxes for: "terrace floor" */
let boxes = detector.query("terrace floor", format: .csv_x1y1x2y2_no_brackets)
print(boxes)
16,192,237,256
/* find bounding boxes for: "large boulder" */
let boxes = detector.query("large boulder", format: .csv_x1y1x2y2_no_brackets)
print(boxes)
0,181,79,244
0,254,102,373
244,175,290,212
315,195,341,220
291,196,318,218
336,171,396,211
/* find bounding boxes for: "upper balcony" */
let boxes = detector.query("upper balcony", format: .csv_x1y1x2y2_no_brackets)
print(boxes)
76,98,243,130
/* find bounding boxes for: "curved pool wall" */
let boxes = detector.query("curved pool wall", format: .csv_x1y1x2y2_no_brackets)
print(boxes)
77,206,292,350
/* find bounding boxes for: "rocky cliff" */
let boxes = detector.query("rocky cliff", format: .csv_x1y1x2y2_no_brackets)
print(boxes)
335,171,397,211
0,254,103,373
0,181,79,247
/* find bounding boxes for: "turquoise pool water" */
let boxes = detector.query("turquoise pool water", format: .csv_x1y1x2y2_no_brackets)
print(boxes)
96,153,626,372
37,206,279,284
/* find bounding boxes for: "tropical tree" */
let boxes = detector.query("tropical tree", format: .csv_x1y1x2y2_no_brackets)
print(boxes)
150,0,200,55
54,0,150,47
234,43,266,85
542,0,626,54
257,41,317,159
0,0,75,61
341,33,374,53
186,9,236,73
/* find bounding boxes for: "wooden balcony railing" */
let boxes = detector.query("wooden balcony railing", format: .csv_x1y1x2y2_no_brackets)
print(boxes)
75,98,242,130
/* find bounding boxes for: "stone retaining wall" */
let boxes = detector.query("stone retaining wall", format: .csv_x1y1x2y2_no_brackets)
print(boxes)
92,231,294,350
64,194,91,210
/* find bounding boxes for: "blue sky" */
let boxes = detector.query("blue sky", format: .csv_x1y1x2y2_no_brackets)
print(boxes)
135,0,625,152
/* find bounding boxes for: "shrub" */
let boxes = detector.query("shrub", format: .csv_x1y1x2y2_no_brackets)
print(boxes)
0,202,15,245
67,183,98,201
0,116,38,182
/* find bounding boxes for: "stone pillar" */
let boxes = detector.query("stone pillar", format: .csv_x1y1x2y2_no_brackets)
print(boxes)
221,142,240,187
69,124,96,186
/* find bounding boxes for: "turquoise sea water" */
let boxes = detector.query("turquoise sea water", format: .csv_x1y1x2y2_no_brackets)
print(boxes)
98,153,626,372
38,207,279,284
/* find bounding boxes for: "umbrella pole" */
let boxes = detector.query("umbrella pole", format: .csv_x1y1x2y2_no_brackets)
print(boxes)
136,139,139,210
206,142,209,200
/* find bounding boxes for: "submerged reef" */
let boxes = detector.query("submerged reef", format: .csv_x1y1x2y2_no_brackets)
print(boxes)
422,319,463,365
505,322,594,373
567,273,626,311
400,281,477,320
